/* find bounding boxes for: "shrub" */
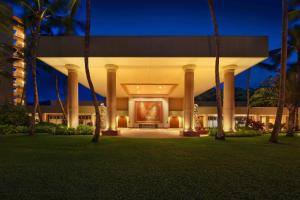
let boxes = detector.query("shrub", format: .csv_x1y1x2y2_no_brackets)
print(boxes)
15,126,29,134
0,104,30,126
209,127,262,137
227,128,262,137
35,124,56,134
37,122,58,127
247,119,264,131
0,125,16,135
76,125,93,135
55,125,69,135
68,128,76,135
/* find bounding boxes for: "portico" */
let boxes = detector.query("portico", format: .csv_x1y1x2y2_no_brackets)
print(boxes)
37,36,268,135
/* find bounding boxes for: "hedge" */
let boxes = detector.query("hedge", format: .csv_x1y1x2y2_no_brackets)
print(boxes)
209,128,263,137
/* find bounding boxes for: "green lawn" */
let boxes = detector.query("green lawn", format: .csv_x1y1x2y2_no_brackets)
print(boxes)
0,135,300,200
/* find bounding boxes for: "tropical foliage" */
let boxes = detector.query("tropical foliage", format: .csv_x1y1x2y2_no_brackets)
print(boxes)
0,104,30,126
13,0,79,135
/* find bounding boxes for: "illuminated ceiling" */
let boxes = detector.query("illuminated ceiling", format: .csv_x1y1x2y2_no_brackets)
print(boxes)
37,36,268,98
38,57,266,98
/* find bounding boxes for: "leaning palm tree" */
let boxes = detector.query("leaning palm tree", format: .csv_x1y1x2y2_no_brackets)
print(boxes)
56,75,67,125
208,0,224,140
16,0,78,135
245,69,251,127
84,0,101,143
286,66,298,136
270,0,289,143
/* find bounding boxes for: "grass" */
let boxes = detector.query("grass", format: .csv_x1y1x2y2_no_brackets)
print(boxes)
0,134,300,200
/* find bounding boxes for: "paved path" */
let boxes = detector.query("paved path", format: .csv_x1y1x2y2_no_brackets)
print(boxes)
118,128,182,138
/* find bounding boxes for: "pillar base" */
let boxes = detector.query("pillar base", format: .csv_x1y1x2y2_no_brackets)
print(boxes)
102,130,119,136
181,130,200,137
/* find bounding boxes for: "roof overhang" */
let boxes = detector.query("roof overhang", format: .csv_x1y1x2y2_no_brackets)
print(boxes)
37,36,268,97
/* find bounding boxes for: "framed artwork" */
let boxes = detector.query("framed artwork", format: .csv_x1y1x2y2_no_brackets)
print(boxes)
134,101,163,123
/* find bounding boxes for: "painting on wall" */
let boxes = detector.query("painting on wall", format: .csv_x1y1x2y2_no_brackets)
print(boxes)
134,101,163,123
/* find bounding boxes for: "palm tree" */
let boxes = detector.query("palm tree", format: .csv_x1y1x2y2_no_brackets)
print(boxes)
250,67,299,136
285,65,300,136
245,53,280,127
208,0,224,140
286,0,300,131
270,0,289,143
84,0,101,143
245,69,251,127
16,0,78,135
56,75,67,125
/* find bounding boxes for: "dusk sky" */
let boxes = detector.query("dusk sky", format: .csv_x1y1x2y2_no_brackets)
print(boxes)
10,0,282,102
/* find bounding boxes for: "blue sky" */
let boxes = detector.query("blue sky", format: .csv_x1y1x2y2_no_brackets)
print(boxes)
9,0,282,102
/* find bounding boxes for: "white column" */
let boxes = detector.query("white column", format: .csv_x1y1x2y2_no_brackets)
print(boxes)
223,65,236,132
105,64,118,131
183,64,196,132
66,64,79,128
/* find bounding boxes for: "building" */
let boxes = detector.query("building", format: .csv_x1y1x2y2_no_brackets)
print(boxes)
0,14,26,105
35,36,280,135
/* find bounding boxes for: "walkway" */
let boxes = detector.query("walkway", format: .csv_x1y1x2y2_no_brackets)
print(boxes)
118,128,182,138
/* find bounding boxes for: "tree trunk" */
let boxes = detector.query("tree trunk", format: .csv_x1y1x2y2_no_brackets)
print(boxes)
245,69,251,127
208,0,224,140
37,103,43,123
295,106,299,131
270,0,288,143
56,75,67,125
30,29,40,135
296,49,300,131
286,104,296,137
84,0,101,143
19,77,26,106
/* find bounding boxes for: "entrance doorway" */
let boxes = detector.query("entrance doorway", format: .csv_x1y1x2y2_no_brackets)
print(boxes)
169,116,180,128
118,116,128,128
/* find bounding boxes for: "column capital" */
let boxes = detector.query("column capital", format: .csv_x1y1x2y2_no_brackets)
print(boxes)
65,64,80,72
182,64,196,72
105,64,119,72
222,65,237,72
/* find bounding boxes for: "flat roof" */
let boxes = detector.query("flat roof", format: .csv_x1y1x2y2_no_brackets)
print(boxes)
37,36,268,98
38,36,268,57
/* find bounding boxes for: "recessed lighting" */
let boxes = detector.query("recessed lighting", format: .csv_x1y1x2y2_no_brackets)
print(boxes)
136,86,140,89
158,86,162,89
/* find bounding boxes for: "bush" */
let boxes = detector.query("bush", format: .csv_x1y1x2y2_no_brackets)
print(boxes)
0,125,16,135
0,125,29,135
0,104,30,126
209,127,262,137
37,122,58,127
68,128,76,135
247,119,264,131
32,123,94,135
35,125,56,134
55,125,69,135
35,123,56,134
76,125,93,135
15,126,29,134
227,128,262,137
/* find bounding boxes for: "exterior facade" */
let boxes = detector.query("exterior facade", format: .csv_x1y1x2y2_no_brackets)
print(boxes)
0,15,25,105
34,100,298,131
36,36,273,134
